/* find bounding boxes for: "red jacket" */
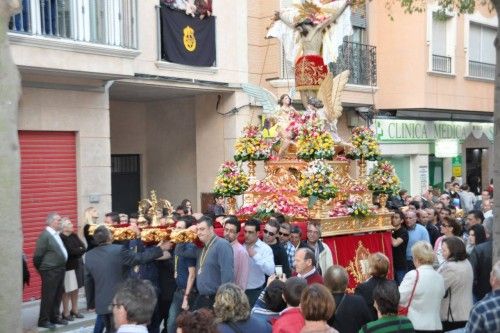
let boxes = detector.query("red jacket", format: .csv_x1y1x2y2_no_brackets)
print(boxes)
272,307,305,333
292,270,324,285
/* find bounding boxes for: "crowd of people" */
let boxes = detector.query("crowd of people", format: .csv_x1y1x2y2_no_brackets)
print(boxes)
30,186,500,333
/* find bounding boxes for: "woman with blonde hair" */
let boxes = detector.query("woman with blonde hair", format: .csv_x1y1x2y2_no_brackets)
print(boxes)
399,241,445,333
355,252,394,319
214,283,271,333
82,207,99,250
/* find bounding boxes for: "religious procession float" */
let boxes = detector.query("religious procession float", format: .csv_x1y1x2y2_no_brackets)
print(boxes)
211,0,402,286
88,0,403,287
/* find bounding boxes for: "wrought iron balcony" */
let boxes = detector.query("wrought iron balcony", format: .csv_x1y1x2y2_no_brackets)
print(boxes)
432,54,452,73
469,60,495,80
331,41,377,86
9,0,138,49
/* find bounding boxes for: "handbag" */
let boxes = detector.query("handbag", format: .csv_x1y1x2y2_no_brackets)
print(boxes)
398,269,419,316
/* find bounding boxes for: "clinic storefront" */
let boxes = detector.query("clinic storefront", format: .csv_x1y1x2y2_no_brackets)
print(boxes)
374,119,494,195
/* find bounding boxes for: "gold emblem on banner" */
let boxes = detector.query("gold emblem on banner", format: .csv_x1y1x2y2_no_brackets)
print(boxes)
346,241,371,289
183,25,196,52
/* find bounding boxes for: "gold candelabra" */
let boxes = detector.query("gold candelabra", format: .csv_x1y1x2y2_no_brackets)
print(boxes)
138,190,173,226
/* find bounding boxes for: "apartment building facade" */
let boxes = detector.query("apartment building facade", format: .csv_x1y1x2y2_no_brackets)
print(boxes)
371,2,495,195
11,0,251,301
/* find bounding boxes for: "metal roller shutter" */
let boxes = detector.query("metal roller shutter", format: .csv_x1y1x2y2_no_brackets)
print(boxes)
20,131,77,301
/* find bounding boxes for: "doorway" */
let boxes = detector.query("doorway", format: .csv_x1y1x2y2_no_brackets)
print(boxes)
111,154,141,214
466,148,484,195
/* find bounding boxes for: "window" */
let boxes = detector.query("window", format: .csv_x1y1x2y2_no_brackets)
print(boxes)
431,13,452,73
9,0,137,49
468,23,495,80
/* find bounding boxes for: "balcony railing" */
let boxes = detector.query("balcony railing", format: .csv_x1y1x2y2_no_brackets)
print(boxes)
331,41,377,86
432,54,452,73
469,60,495,80
9,0,138,49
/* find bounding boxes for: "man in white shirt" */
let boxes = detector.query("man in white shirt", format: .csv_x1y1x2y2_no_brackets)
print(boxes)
33,212,68,329
113,279,156,333
244,218,275,307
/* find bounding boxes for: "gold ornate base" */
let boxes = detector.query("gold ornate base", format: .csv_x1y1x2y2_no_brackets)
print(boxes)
311,212,394,237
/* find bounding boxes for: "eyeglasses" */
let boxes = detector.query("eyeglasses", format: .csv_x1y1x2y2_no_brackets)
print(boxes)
279,232,290,237
307,229,319,235
442,224,450,228
109,303,123,311
263,229,276,237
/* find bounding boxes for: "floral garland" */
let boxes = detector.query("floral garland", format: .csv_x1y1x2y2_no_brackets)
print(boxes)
213,161,249,197
296,118,335,161
368,160,400,195
298,160,338,200
234,125,271,162
346,126,380,161
236,195,308,219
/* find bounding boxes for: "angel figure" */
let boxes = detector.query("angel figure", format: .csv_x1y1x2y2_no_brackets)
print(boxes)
242,83,303,157
317,69,350,138
267,0,352,108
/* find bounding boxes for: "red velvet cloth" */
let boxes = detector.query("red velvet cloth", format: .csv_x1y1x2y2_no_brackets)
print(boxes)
295,55,328,90
322,232,394,291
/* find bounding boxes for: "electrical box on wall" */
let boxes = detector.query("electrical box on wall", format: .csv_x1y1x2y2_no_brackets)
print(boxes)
89,193,100,203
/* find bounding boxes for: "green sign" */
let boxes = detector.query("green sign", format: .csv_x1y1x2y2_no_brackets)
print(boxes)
452,156,462,177
374,119,493,143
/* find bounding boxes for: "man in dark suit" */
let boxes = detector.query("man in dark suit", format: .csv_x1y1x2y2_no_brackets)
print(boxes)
325,265,373,333
33,212,68,329
85,225,171,333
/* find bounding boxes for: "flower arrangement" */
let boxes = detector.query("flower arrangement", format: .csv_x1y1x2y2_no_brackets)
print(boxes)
349,201,372,219
234,125,271,162
213,161,249,197
247,180,295,194
285,111,311,139
368,160,401,195
346,126,380,161
329,202,350,217
298,160,338,200
296,119,335,161
236,195,308,219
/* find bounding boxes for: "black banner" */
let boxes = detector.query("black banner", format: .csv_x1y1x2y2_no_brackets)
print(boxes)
160,7,216,67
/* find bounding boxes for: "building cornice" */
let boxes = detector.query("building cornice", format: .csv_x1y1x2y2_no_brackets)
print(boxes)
8,33,141,59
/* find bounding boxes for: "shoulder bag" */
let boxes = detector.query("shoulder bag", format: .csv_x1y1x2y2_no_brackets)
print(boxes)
398,269,419,316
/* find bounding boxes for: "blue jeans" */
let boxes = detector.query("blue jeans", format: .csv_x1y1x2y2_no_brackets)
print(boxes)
167,290,185,333
93,314,105,333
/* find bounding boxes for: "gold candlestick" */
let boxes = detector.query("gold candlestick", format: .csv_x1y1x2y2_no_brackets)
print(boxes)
247,160,257,180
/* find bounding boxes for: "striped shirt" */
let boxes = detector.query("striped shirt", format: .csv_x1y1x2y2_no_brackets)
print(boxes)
359,316,414,333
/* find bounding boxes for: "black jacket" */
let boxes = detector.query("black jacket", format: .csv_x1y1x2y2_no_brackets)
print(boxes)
355,276,396,319
468,240,493,301
60,233,86,271
85,243,163,314
328,292,373,333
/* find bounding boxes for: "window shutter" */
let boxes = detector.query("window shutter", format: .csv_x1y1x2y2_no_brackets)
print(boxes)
469,23,482,62
482,26,496,64
432,16,447,56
